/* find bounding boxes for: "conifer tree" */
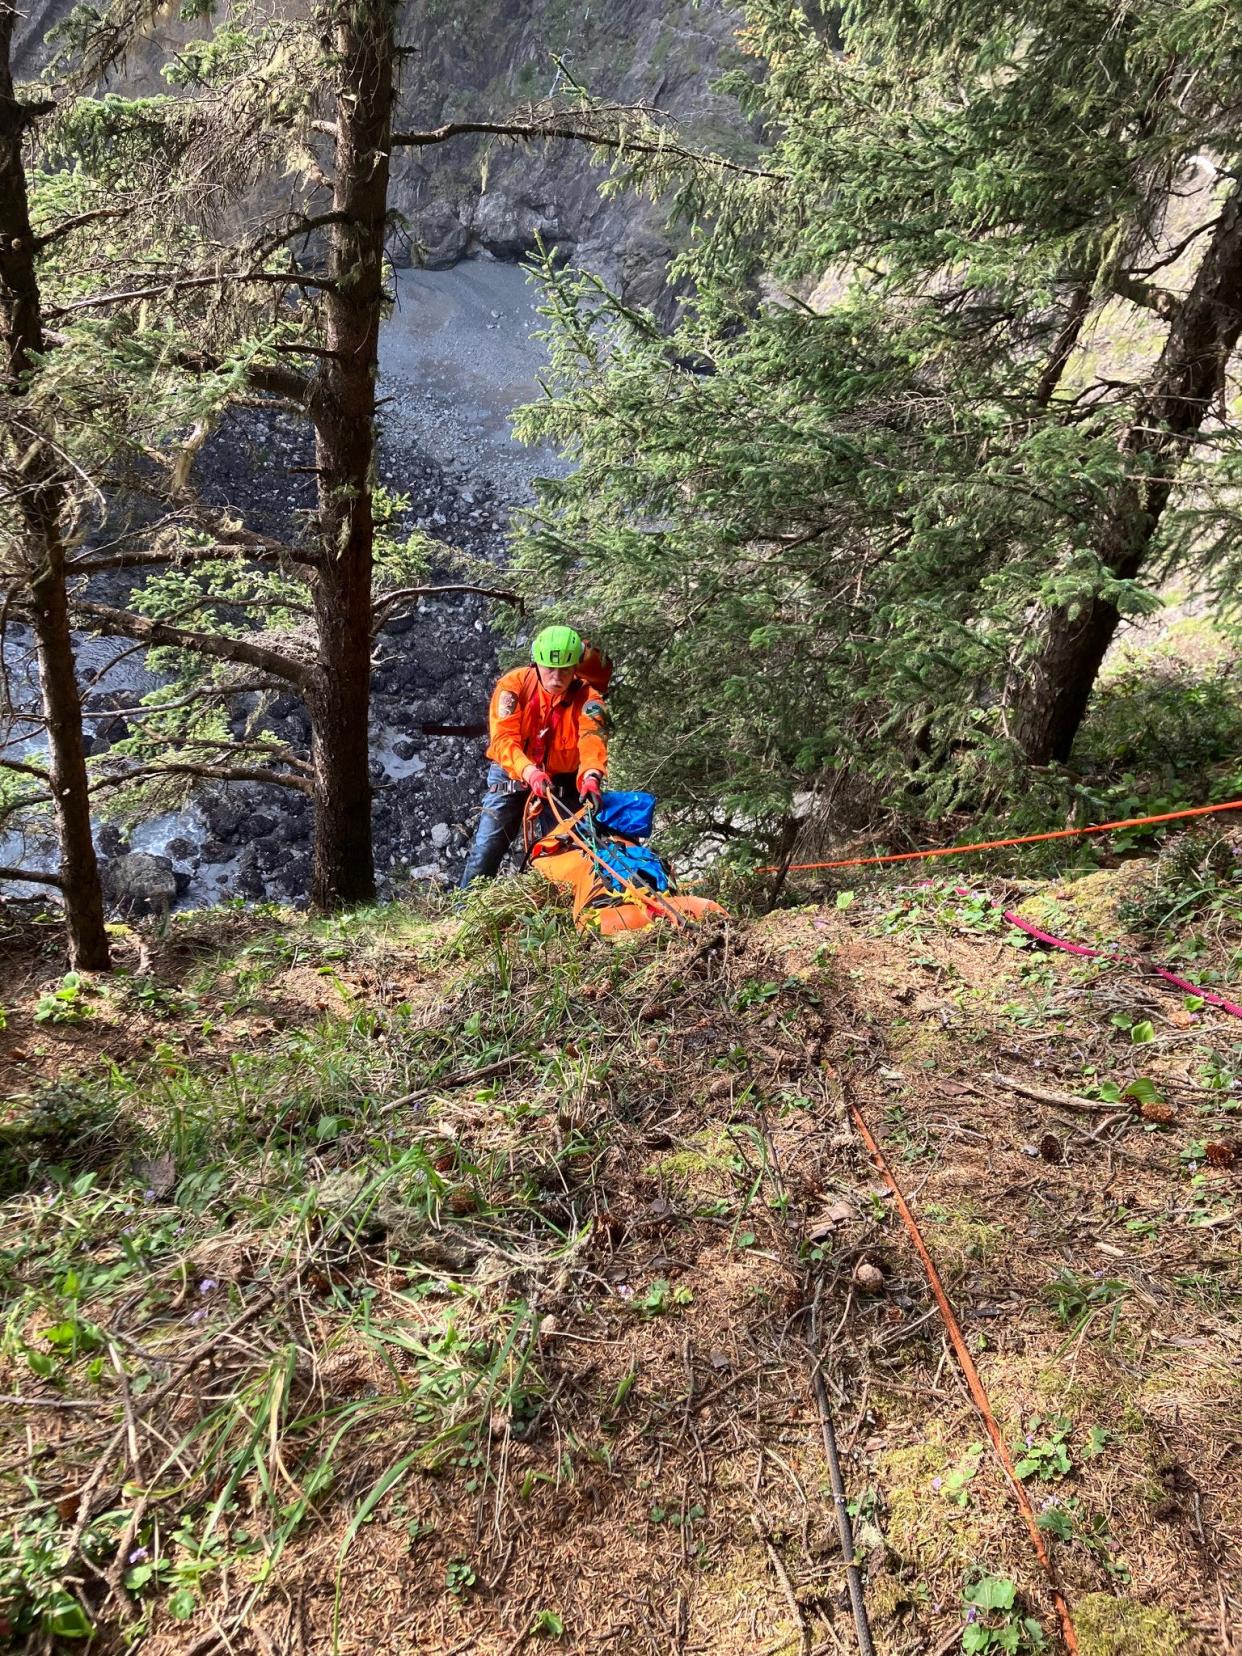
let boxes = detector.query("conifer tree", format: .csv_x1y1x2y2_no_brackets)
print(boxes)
8,0,701,908
514,0,1242,849
1,0,109,966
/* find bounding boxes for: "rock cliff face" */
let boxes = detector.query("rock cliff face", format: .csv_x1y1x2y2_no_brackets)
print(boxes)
392,0,751,304
16,0,750,306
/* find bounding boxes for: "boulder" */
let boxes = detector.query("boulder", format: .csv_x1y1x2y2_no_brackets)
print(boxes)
103,852,178,916
96,823,129,858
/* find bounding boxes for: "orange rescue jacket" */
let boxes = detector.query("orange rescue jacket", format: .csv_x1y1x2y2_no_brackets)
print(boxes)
487,665,609,786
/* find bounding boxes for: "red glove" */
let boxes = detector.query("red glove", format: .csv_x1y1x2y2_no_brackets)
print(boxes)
524,766,551,798
579,773,603,806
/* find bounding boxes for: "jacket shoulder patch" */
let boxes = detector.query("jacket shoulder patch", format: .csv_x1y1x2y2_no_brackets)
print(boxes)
498,690,518,718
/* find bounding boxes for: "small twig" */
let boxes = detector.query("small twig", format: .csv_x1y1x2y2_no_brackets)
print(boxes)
380,1058,521,1115
758,1524,812,1656
0,1394,106,1410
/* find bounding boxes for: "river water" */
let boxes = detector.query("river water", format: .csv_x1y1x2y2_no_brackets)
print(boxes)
1,258,556,904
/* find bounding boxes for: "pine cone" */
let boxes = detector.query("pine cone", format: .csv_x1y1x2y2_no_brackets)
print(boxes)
1138,1101,1177,1125
1204,1142,1237,1168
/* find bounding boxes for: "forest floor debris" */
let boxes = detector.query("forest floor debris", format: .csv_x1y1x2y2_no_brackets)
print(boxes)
0,856,1239,1653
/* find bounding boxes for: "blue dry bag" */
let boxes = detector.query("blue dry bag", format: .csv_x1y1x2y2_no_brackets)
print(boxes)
596,842,671,894
594,790,657,840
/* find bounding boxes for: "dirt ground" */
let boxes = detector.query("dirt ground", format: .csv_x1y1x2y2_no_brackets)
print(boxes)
1,868,1239,1655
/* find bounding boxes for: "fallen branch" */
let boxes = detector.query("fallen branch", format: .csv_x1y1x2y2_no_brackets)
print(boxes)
380,1058,521,1116
991,1072,1123,1115
0,865,63,888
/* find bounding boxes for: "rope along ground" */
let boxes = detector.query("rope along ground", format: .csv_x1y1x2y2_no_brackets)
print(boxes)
843,1082,1081,1654
758,798,1242,876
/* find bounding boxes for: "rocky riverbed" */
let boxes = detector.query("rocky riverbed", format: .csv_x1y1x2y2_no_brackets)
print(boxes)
2,260,559,911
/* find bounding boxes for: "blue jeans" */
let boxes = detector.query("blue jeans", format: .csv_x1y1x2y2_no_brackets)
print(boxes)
458,764,579,889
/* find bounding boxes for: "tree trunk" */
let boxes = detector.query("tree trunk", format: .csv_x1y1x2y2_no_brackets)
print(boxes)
1013,185,1242,765
1,3,110,968
306,0,395,909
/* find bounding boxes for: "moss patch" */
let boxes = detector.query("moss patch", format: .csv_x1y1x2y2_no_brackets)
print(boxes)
1010,863,1155,943
645,1123,743,1199
876,1431,983,1575
1075,1592,1195,1655
923,1203,1007,1280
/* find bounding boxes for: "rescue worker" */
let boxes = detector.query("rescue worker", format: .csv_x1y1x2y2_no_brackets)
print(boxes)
458,625,609,889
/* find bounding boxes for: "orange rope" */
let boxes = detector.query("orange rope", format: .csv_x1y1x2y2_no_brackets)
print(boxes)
847,1095,1079,1654
757,798,1242,875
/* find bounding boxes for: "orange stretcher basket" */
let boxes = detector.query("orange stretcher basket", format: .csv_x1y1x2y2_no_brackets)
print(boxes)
525,796,727,938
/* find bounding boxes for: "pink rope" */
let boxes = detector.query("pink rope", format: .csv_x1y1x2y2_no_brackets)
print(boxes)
1003,909,1242,1021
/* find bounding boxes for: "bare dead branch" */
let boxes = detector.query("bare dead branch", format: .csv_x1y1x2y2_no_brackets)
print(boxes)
90,760,312,795
372,581,521,627
43,268,342,322
34,204,136,251
68,601,312,688
0,865,63,887
389,112,776,180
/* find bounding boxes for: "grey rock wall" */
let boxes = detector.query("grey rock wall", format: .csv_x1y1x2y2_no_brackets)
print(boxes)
16,0,752,308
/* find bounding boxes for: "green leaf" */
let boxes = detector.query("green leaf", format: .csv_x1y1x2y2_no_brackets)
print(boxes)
966,1575,1016,1611
1130,1021,1155,1044
1121,1077,1160,1105
1082,1425,1111,1459
47,1597,93,1638
835,889,856,909
167,1588,197,1620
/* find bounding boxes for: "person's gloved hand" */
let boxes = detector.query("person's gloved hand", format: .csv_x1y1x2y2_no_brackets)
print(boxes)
579,772,603,807
523,765,551,798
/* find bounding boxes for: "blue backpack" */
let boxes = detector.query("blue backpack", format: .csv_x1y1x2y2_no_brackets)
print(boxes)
594,790,657,841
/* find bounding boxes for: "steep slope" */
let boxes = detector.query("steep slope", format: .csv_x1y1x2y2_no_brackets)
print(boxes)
1,854,1239,1653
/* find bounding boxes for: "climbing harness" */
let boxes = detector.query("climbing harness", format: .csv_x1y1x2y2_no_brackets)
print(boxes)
758,797,1242,876
844,1082,1081,1654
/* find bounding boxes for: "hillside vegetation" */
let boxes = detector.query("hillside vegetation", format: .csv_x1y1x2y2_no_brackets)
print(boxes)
2,843,1239,1654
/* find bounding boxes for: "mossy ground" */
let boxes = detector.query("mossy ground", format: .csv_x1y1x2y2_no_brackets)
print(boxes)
0,859,1238,1652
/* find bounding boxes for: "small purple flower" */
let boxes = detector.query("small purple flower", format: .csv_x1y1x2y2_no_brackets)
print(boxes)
189,1308,207,1323
931,1477,942,1491
966,1607,979,1625
1041,1497,1056,1511
1025,1434,1035,1447
198,1278,217,1295
144,1188,155,1202
128,1546,149,1564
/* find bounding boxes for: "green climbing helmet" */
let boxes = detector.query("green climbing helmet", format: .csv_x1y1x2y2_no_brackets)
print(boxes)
531,625,584,669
